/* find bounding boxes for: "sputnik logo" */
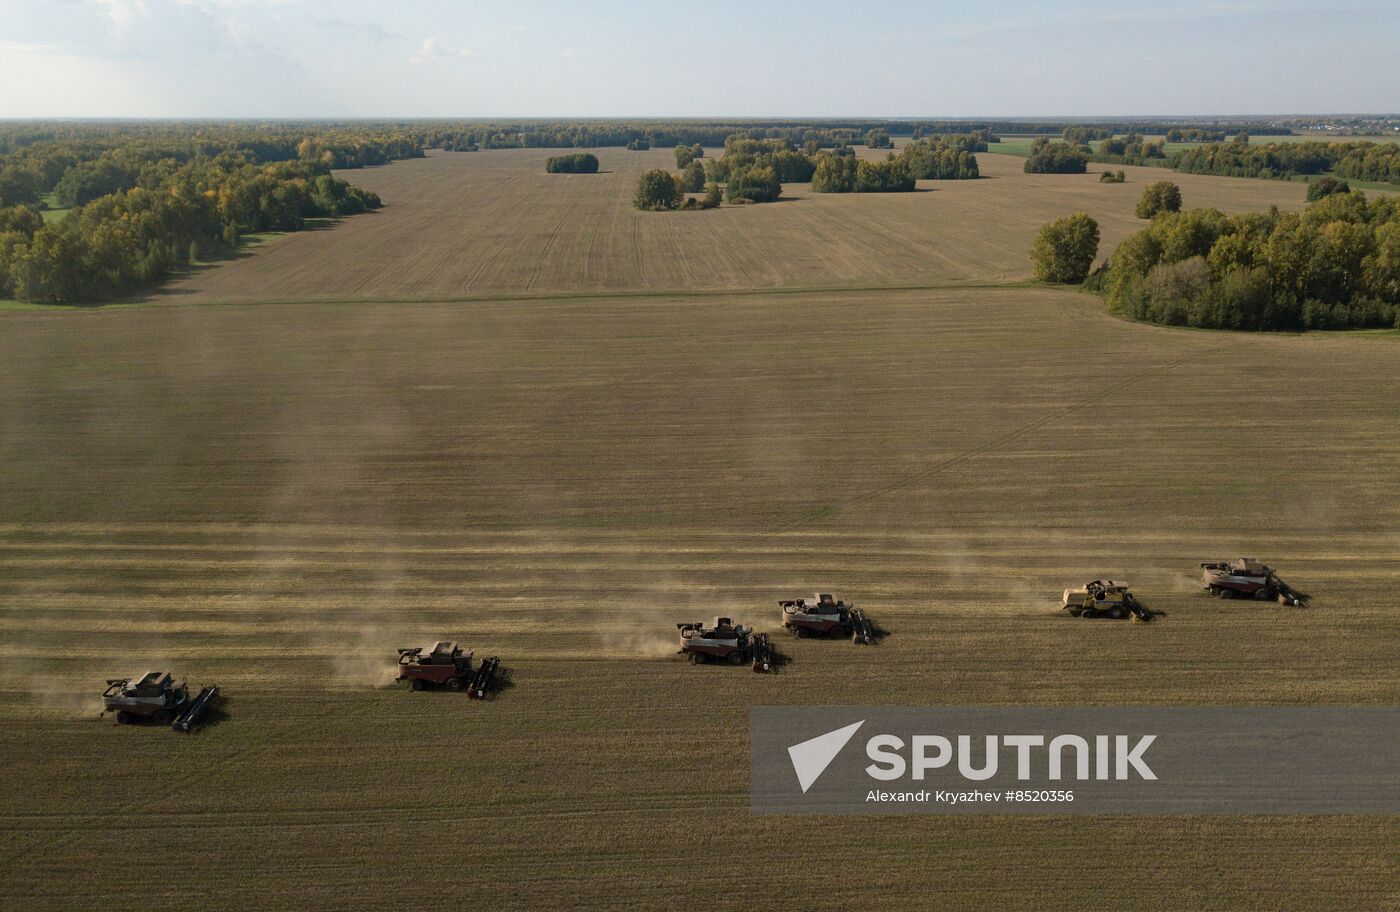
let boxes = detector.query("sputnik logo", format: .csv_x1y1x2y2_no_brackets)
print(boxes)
787,720,865,793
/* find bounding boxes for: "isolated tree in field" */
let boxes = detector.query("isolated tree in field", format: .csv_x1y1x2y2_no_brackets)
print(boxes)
1100,170,1126,183
702,181,722,209
1136,181,1183,218
680,160,706,192
674,145,694,168
690,143,705,160
626,138,650,151
1306,176,1350,201
1030,212,1100,283
634,169,682,210
865,129,892,149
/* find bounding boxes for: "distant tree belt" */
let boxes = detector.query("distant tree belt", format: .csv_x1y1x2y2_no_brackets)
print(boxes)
1171,141,1400,183
1094,190,1400,331
545,153,599,173
0,157,380,304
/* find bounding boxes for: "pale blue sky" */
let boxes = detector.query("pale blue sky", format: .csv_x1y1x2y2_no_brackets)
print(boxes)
2,0,1397,117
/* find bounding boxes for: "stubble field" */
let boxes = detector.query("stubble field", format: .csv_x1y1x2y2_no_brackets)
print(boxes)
153,145,1314,303
1,147,1397,911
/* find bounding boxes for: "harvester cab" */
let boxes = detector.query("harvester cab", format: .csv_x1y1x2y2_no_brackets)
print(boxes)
102,671,220,732
677,616,773,672
779,593,874,643
396,640,499,698
1062,580,1151,622
1200,558,1306,605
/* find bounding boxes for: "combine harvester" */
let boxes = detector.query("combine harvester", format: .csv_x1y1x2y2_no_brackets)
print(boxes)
1062,580,1152,622
779,593,875,643
102,671,220,732
677,617,773,671
1200,558,1306,605
397,641,499,698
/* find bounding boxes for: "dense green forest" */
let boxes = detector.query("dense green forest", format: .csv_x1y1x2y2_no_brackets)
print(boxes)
1093,190,1400,330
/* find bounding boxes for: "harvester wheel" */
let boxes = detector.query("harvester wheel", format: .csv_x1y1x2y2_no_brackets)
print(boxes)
154,709,173,724
1254,588,1271,601
728,651,745,665
1218,589,1234,600
795,627,809,638
831,625,850,639
1080,608,1098,619
690,651,706,664
410,678,425,691
445,677,463,692
116,711,132,725
1108,607,1125,620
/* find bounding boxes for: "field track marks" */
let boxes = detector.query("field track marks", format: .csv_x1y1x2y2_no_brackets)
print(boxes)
781,342,1230,529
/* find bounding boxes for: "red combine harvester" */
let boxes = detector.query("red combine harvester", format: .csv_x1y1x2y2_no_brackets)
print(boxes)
1200,559,1306,605
779,593,874,643
677,617,773,672
397,641,499,698
102,671,219,733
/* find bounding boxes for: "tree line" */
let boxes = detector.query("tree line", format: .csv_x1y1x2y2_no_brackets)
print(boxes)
1095,190,1399,330
1030,188,1400,331
1171,140,1400,184
0,155,380,303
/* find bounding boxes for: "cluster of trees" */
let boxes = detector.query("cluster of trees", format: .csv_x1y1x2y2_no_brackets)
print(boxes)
1062,126,1114,144
1100,170,1127,183
1029,213,1100,283
896,134,981,180
1097,191,1400,330
865,129,893,149
545,153,599,173
811,156,914,193
1095,133,1166,165
0,156,379,302
626,138,650,151
709,137,815,184
633,169,721,210
1024,139,1089,174
1164,128,1229,142
674,143,705,167
1172,141,1400,183
1136,181,1183,218
1307,176,1350,201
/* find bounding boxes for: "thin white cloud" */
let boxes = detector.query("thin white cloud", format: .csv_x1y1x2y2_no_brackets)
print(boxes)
409,37,473,64
95,0,151,29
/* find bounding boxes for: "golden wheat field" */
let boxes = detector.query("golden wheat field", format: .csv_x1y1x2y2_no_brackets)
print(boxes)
2,150,1398,911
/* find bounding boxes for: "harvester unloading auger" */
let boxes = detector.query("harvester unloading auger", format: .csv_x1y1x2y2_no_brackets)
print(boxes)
1200,559,1306,606
102,671,220,732
779,593,874,643
677,617,773,672
1062,580,1152,622
397,641,499,698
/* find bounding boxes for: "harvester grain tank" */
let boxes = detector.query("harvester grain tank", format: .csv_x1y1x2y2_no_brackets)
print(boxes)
779,593,874,643
1061,580,1151,621
677,617,773,671
397,641,499,698
1200,559,1305,605
102,671,220,732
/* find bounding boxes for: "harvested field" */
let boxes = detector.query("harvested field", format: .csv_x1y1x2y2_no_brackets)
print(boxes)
2,286,1398,910
151,147,1316,303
